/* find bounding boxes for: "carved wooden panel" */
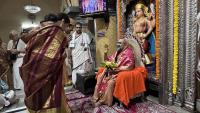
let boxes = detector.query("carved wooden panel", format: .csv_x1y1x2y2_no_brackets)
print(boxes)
166,0,174,105
158,0,169,104
184,0,197,110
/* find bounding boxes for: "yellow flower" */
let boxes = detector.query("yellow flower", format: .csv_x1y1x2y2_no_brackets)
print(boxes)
101,61,117,69
172,0,179,94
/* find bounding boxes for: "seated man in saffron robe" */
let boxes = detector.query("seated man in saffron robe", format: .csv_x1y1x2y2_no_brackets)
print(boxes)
93,38,147,107
20,13,72,113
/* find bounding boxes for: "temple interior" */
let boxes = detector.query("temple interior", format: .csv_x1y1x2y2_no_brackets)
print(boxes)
0,0,200,113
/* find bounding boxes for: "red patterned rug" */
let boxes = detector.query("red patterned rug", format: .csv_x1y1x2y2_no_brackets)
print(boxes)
66,90,176,113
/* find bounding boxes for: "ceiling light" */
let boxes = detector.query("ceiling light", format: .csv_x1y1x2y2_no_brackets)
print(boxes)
21,22,38,29
24,5,41,14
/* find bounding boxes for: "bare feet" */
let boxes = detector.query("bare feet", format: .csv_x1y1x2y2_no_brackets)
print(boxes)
94,101,103,107
91,97,98,103
66,80,72,86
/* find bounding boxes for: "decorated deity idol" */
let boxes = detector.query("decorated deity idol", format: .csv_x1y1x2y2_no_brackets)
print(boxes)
133,3,155,64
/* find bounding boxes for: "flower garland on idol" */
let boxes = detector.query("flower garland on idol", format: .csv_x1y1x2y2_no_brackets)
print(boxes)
172,0,179,94
155,0,160,80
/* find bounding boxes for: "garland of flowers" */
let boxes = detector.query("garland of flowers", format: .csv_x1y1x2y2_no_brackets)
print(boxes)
172,0,179,94
117,0,122,39
155,0,160,80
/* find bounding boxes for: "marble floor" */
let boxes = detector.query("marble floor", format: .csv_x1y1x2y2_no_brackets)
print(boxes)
1,87,192,113
146,95,191,113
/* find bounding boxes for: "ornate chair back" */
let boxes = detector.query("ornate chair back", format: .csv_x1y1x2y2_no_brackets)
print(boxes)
126,37,145,67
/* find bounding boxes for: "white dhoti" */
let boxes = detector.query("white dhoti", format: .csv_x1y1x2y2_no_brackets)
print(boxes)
69,32,93,85
12,57,24,89
72,59,93,85
7,39,26,90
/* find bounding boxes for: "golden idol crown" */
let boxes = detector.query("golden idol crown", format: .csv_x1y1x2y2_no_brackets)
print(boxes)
135,3,149,17
135,3,146,10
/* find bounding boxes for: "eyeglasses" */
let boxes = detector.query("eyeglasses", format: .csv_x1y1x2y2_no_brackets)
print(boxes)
76,27,82,28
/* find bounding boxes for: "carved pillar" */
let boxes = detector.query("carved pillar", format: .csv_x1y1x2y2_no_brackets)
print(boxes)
196,2,200,112
159,0,198,108
184,0,198,110
166,0,174,105
158,0,169,105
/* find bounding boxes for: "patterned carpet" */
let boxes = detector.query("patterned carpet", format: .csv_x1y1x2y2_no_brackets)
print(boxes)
66,90,176,113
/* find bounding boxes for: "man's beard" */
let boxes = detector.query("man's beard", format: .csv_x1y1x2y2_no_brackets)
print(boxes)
117,46,123,52
116,45,124,52
76,31,82,34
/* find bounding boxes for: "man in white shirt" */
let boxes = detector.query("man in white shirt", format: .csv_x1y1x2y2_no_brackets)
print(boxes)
69,22,93,85
7,30,26,90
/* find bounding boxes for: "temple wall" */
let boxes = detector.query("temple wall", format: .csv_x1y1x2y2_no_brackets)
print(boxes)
95,16,117,66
